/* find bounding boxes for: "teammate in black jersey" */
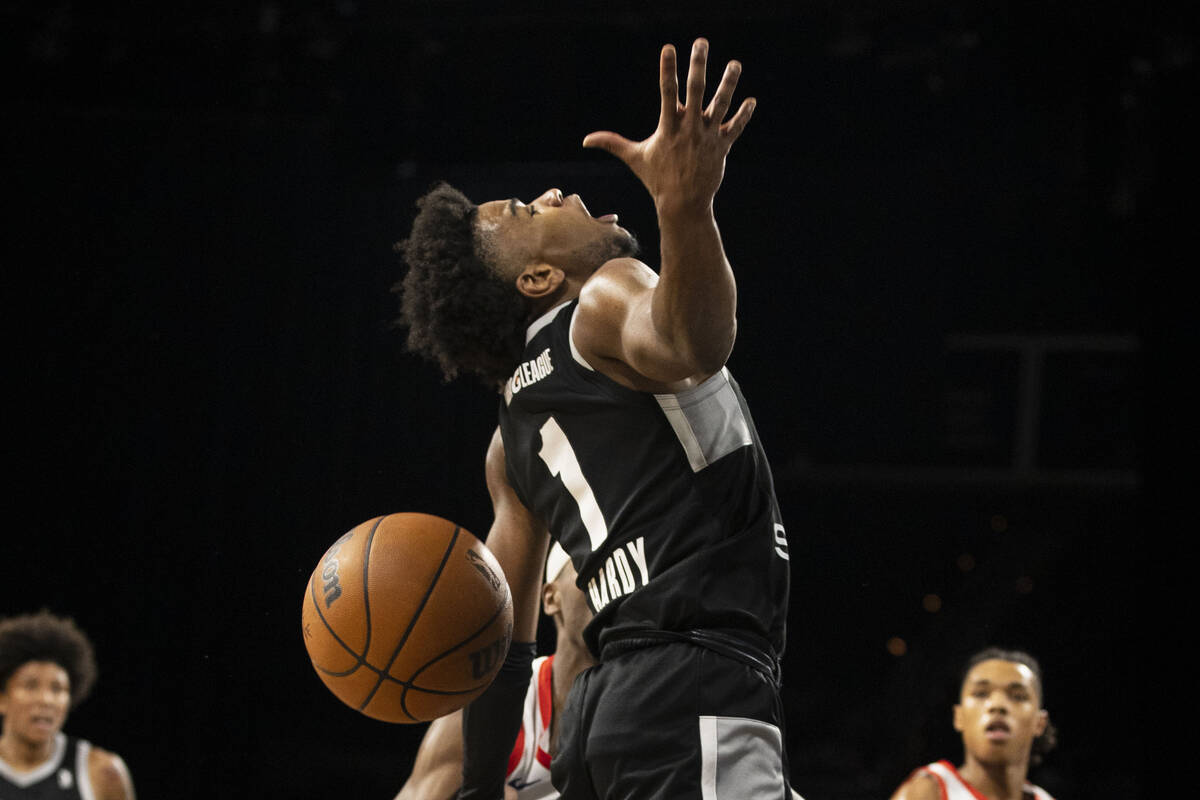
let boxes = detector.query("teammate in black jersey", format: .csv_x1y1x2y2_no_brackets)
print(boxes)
397,39,793,799
0,611,135,800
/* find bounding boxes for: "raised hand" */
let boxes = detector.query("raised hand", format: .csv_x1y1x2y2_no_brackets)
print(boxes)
582,38,755,215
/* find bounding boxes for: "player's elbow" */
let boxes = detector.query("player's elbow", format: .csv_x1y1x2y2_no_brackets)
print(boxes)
687,318,737,377
645,320,736,383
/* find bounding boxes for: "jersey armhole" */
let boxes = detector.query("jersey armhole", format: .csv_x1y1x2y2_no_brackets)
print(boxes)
567,306,597,372
916,763,952,800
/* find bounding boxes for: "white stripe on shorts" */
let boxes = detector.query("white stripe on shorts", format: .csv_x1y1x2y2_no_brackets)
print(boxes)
698,715,786,799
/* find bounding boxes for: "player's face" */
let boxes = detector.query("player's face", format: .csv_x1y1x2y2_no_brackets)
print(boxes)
953,659,1048,767
0,661,71,745
556,562,594,641
476,188,636,280
544,562,594,647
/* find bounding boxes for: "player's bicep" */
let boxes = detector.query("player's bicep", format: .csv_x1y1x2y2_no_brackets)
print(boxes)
485,428,551,642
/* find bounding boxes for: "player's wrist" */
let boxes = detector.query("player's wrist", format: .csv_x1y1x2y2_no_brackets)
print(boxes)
654,194,715,221
496,641,537,680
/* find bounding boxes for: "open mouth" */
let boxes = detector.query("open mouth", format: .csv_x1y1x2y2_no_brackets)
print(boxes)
984,719,1011,740
30,714,58,730
572,194,618,224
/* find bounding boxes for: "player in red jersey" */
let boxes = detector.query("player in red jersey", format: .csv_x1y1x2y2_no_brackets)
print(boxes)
891,648,1058,800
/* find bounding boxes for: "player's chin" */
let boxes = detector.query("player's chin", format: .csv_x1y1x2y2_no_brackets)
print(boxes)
612,227,640,259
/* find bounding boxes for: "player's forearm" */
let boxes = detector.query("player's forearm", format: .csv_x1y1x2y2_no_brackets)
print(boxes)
652,202,738,375
458,641,536,800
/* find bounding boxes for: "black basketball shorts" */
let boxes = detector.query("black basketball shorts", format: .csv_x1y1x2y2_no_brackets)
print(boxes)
550,638,790,799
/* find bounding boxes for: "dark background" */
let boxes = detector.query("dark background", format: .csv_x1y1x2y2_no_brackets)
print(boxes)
5,1,1170,797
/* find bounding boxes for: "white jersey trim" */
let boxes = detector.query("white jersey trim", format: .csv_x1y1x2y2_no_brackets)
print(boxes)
0,732,68,787
527,301,572,345
920,760,1055,800
76,739,96,800
567,305,595,371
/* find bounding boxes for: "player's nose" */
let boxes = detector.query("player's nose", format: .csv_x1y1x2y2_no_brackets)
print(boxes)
539,188,564,206
986,693,1010,712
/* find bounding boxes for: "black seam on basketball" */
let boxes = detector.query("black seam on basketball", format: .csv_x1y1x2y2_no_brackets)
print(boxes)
322,591,506,692
395,596,511,702
309,516,386,672
358,524,462,716
361,514,381,662
313,659,383,679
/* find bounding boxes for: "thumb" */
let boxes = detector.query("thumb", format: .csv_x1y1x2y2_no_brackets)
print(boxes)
582,131,635,160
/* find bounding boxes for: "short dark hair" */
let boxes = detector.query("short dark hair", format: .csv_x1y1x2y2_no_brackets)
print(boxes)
0,610,98,709
394,182,527,386
960,647,1058,764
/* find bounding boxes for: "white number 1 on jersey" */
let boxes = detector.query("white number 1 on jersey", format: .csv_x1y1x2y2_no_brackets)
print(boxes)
538,417,609,551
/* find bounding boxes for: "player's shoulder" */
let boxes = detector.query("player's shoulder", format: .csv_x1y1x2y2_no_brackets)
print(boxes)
889,770,941,800
574,257,656,359
580,258,657,300
87,745,135,800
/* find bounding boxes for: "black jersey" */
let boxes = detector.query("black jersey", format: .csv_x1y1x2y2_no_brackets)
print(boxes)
498,301,789,657
0,735,93,799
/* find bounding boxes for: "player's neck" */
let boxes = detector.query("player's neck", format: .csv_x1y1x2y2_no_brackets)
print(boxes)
958,756,1029,800
526,279,581,322
550,637,594,698
548,636,595,755
0,730,57,772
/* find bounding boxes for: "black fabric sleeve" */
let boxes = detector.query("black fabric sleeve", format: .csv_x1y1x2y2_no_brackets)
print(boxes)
457,640,538,800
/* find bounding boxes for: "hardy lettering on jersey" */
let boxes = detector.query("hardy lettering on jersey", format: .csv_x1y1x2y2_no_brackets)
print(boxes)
586,537,650,612
508,348,555,397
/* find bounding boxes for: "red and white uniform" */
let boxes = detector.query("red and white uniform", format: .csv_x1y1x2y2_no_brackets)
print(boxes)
913,760,1055,800
505,655,557,799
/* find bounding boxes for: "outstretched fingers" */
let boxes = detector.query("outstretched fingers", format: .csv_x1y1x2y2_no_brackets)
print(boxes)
659,44,680,132
683,38,709,118
720,96,757,142
705,60,742,123
582,130,637,164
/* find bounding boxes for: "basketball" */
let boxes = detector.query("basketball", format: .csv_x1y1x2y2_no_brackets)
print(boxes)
301,513,513,723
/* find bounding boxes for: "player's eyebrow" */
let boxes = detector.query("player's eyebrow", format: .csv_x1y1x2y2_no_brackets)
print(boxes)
508,198,519,217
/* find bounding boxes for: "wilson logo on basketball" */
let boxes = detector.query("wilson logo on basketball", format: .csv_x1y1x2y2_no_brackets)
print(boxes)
468,635,508,679
466,549,502,592
320,532,353,608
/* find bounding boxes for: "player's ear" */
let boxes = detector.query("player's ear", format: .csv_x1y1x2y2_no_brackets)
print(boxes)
1033,709,1048,737
516,263,564,300
952,703,965,733
542,581,561,617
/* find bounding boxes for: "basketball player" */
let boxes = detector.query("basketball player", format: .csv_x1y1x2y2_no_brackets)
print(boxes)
396,544,594,800
890,648,1058,800
397,38,792,799
0,611,135,799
